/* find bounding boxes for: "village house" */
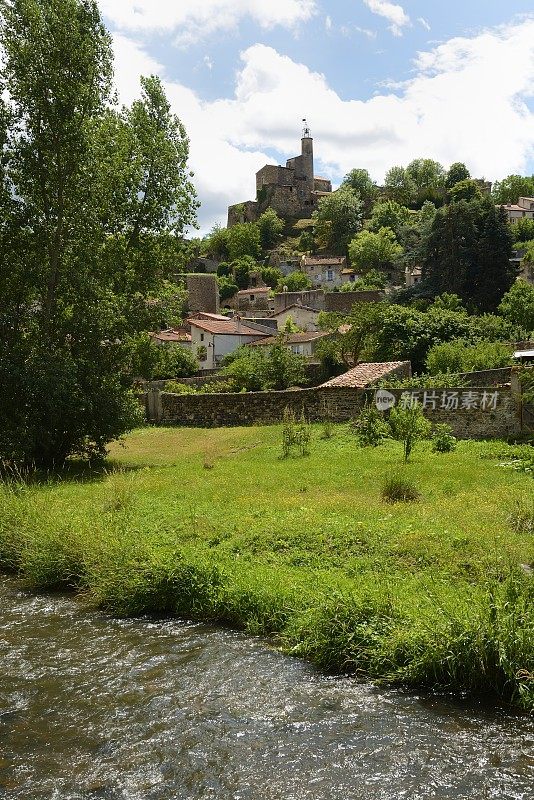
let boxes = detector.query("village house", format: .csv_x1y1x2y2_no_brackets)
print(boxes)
234,286,272,313
249,331,330,360
405,265,423,288
300,255,347,288
268,303,321,332
149,328,192,351
501,197,534,225
189,317,271,371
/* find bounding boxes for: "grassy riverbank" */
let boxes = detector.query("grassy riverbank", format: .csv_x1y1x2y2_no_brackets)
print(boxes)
1,425,533,708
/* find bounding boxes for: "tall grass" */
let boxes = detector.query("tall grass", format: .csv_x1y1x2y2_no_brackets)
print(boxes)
0,425,533,709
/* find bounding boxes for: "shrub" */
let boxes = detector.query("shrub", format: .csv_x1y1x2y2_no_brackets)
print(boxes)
281,408,311,458
426,339,512,375
431,424,457,453
352,404,390,447
381,474,421,503
198,380,237,394
163,381,197,394
389,405,432,462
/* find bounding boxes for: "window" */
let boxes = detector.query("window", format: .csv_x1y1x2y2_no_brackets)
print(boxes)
327,269,334,281
250,294,255,301
200,333,204,342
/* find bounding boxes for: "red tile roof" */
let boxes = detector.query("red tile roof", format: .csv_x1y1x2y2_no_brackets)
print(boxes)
250,331,329,346
189,318,266,336
321,362,409,388
150,329,191,343
303,256,346,266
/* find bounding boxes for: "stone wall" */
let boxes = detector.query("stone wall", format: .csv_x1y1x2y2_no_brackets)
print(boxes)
367,388,521,440
272,289,384,314
324,291,384,313
459,367,512,387
144,384,523,439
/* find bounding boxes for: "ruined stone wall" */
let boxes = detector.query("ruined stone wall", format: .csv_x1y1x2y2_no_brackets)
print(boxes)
144,385,522,439
324,291,384,312
227,200,259,227
184,274,220,314
273,290,325,313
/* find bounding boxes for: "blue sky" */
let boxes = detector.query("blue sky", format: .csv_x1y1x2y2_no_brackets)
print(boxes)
99,1,534,233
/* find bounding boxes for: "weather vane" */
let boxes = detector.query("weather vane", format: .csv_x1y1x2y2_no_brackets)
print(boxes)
302,118,311,138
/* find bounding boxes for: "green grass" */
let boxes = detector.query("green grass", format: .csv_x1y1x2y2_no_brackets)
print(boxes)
1,425,533,708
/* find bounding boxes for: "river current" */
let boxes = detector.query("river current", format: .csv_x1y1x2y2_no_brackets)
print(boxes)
0,578,533,799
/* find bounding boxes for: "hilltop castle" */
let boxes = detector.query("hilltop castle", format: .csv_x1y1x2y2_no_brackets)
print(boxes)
227,124,332,227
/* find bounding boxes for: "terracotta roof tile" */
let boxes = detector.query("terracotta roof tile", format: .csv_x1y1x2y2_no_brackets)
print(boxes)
250,332,329,346
321,362,409,388
189,319,266,336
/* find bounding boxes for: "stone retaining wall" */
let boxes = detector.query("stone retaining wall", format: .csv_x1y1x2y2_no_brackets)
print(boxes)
144,384,524,439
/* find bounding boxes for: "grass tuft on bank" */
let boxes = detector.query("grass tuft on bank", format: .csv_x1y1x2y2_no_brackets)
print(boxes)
0,425,533,708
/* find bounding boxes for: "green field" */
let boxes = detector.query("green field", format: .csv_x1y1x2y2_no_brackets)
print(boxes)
1,425,533,708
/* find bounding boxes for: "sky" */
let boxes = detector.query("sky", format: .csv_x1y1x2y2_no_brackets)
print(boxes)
98,1,534,235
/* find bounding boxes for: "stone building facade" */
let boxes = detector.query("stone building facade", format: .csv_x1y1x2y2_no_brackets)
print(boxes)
227,130,332,227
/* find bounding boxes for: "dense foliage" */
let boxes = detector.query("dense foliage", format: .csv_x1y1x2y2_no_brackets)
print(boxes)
0,0,197,466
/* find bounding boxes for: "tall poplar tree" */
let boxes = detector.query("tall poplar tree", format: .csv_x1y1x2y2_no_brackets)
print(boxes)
0,0,197,466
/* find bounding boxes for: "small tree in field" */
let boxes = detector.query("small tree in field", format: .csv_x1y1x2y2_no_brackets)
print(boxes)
389,405,431,462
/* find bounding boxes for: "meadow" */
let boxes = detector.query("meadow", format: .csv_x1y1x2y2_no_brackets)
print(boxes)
1,424,533,708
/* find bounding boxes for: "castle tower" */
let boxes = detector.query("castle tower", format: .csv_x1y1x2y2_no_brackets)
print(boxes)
300,119,314,187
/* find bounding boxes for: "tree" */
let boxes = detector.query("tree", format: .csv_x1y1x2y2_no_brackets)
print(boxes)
498,280,534,332
222,341,306,391
204,224,229,260
341,168,378,212
511,218,534,244
231,255,257,289
217,275,238,301
257,208,284,250
261,266,284,288
492,175,534,205
312,186,363,255
384,165,416,207
422,198,515,311
368,200,411,237
0,0,198,466
226,222,261,261
472,200,516,311
277,271,312,293
406,158,446,206
319,302,387,366
430,293,465,312
449,179,482,203
348,227,403,273
446,162,470,189
389,405,431,462
131,335,199,380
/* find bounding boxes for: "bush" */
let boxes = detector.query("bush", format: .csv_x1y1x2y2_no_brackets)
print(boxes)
381,474,421,503
426,339,512,375
163,381,196,394
352,404,390,447
281,408,312,458
389,405,432,462
431,424,457,453
198,380,237,394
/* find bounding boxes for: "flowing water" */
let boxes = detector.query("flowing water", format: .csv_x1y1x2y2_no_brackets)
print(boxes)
0,577,533,800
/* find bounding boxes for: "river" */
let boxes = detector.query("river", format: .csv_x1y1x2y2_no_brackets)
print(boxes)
0,578,532,799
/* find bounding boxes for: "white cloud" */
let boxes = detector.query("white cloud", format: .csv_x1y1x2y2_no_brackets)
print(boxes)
203,56,213,71
363,0,410,37
325,15,332,31
100,0,317,45
355,26,378,40
418,17,431,32
111,19,534,233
